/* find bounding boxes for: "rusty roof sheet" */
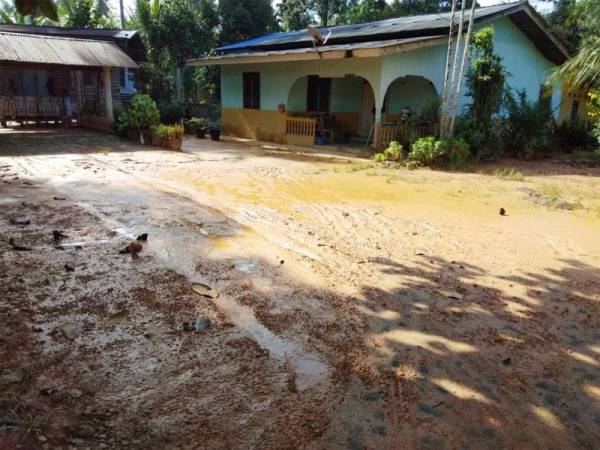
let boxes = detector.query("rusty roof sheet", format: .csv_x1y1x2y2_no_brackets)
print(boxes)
0,31,138,68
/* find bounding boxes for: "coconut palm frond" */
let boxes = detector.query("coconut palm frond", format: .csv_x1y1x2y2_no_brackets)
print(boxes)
559,41,600,90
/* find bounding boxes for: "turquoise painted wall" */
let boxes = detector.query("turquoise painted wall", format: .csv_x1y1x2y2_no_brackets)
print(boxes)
385,76,438,114
222,57,383,113
221,16,562,119
331,76,365,113
287,77,307,112
490,16,560,114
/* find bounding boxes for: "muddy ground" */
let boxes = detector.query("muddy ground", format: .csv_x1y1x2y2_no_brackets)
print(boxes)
1,128,600,450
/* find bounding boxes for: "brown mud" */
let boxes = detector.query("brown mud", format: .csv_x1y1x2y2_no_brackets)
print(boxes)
1,128,599,449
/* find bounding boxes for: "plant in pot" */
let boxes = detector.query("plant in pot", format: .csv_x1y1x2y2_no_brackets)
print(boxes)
187,117,209,138
152,124,169,147
165,123,184,151
152,123,184,151
209,120,222,141
124,94,160,144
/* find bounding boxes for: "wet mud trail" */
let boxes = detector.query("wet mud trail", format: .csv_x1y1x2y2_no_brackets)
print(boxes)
2,130,600,449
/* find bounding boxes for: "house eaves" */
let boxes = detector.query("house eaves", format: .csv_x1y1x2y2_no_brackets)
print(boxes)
188,35,447,66
201,1,568,66
0,31,139,68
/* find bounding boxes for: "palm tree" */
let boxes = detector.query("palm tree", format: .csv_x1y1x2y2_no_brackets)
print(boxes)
558,0,600,90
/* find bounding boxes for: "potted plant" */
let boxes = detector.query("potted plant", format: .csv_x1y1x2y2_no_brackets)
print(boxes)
151,124,169,147
209,120,222,141
165,123,184,151
186,117,209,138
123,94,160,144
151,123,184,151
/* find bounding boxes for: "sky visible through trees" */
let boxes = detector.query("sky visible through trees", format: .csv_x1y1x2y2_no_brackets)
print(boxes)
110,0,552,24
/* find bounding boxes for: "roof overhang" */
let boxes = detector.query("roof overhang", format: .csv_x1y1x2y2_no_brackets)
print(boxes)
0,31,139,68
188,1,569,68
187,35,447,66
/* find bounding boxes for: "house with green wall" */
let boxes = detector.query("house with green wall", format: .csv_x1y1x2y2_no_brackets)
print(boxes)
188,1,574,149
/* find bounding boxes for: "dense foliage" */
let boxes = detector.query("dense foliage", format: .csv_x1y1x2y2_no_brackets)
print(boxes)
503,90,553,159
373,141,402,162
117,94,160,133
557,0,600,90
406,136,470,169
464,27,507,160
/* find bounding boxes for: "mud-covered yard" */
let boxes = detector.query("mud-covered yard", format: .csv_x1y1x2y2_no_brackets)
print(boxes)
1,128,600,450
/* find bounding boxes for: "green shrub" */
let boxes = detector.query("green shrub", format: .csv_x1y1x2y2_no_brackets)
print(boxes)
503,90,553,159
373,141,402,162
441,137,471,168
554,119,593,150
158,101,186,124
120,94,160,131
407,137,445,168
186,117,209,133
407,137,470,169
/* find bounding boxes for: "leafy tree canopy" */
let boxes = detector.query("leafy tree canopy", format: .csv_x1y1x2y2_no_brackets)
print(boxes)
218,0,278,45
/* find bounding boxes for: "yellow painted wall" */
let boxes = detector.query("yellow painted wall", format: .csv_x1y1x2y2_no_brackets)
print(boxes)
222,107,287,143
222,108,361,145
558,89,589,123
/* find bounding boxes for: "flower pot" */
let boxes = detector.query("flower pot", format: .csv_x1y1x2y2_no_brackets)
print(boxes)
195,128,206,139
209,128,221,141
165,137,182,151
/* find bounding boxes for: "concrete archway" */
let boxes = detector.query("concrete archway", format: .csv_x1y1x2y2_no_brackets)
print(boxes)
382,75,438,123
286,75,377,140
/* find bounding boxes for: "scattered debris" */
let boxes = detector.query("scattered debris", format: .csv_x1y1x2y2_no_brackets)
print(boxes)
53,196,66,201
500,208,507,216
60,325,78,340
194,317,211,332
53,230,69,242
0,367,25,385
502,357,512,366
439,290,464,300
64,264,75,272
119,242,143,258
68,388,83,399
8,237,32,251
136,233,148,242
9,218,30,226
192,283,219,299
104,311,129,327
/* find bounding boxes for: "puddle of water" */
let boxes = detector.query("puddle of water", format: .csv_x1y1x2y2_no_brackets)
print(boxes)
218,296,329,391
233,259,256,272
111,215,330,391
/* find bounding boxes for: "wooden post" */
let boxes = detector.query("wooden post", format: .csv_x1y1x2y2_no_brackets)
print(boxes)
103,66,114,122
373,121,382,150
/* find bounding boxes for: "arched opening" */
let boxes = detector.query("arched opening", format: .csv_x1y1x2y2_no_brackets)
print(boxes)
376,75,438,149
285,75,376,147
382,75,438,124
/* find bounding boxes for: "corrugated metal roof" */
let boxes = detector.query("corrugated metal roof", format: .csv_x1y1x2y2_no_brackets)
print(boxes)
218,2,526,53
0,24,139,41
0,31,138,68
189,35,446,66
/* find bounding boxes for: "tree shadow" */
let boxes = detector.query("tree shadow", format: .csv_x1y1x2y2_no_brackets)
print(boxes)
1,151,599,449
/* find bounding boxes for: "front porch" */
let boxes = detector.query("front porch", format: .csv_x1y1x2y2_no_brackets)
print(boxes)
217,53,444,151
0,63,121,131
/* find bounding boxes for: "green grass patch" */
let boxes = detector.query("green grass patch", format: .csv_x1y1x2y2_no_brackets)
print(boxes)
493,167,526,181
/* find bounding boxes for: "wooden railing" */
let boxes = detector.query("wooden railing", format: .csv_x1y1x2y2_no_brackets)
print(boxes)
0,96,64,122
378,122,434,149
285,116,317,146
